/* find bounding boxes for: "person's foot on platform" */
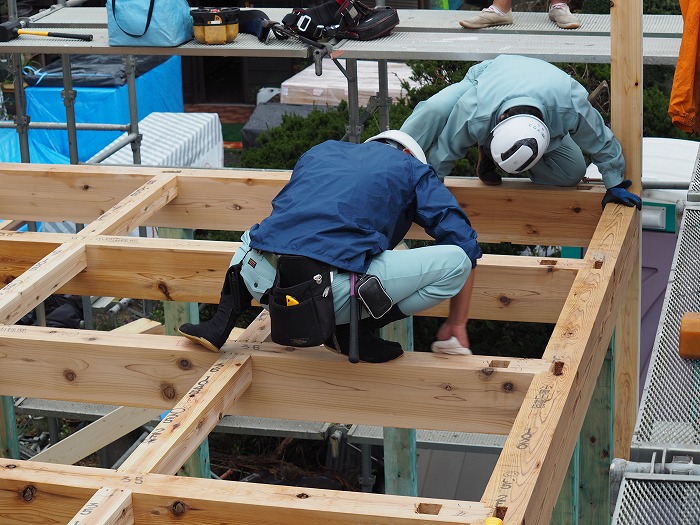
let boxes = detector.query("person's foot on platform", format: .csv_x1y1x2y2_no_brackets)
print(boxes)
459,6,513,29
548,2,580,29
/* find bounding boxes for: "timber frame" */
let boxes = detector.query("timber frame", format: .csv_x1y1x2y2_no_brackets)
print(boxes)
0,162,639,524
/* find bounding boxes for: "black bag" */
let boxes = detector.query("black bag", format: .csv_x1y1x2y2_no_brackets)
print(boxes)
268,255,336,347
280,0,398,42
341,6,399,41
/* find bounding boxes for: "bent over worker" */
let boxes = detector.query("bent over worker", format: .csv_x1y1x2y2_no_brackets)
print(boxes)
178,130,482,363
400,54,641,210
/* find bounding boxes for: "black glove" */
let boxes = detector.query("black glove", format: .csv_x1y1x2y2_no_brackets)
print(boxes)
601,179,642,211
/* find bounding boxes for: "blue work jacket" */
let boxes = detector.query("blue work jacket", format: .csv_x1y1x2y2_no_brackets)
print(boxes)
249,140,482,274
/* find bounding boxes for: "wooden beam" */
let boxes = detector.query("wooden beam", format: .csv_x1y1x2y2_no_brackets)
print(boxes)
0,164,605,246
30,407,161,466
69,487,134,525
482,205,639,525
118,352,253,476
30,319,166,465
75,175,178,237
0,242,86,324
0,233,584,323
0,325,548,435
0,457,494,525
610,0,643,461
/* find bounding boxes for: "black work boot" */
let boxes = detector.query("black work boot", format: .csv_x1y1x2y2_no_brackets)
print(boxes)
476,144,502,186
360,304,408,331
178,263,252,352
324,305,408,363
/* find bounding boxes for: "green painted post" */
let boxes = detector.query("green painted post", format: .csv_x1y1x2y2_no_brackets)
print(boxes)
551,247,612,524
158,227,210,479
0,396,20,460
380,316,417,496
551,438,579,524
578,345,613,524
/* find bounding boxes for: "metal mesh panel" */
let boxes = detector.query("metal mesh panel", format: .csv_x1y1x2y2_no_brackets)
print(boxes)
690,149,700,199
635,203,700,448
614,477,700,525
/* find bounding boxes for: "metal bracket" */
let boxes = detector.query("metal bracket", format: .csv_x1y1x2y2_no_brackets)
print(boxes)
13,114,30,134
61,88,76,107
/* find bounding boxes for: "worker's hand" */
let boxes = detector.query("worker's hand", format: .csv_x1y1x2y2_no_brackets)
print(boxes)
602,180,642,211
436,321,470,349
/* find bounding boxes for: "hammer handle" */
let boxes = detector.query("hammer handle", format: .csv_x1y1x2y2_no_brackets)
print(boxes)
17,29,93,42
348,272,359,364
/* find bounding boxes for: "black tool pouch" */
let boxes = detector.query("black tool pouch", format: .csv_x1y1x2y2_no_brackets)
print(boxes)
269,255,335,347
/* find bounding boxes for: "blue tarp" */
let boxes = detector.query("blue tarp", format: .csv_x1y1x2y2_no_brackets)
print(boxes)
0,55,183,164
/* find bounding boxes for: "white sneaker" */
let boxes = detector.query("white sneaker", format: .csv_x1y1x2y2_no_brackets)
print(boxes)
548,3,580,29
459,7,513,29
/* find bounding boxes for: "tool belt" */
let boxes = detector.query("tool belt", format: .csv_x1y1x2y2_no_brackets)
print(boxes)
268,255,336,347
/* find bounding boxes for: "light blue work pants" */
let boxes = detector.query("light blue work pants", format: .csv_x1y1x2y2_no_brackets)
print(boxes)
232,231,471,325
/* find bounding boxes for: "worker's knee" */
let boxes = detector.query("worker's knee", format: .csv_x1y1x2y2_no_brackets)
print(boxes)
432,245,471,290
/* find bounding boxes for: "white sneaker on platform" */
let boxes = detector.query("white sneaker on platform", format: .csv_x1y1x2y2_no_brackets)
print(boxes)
548,3,580,29
459,8,513,29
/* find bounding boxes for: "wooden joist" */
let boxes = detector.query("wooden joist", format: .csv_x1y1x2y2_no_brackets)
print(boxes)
0,232,585,323
0,324,546,435
0,457,494,524
0,163,605,246
482,205,639,523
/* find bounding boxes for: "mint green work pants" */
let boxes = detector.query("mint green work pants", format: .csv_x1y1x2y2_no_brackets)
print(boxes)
232,230,471,325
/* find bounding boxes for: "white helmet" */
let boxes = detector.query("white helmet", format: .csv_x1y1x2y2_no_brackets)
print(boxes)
365,130,427,164
487,114,550,174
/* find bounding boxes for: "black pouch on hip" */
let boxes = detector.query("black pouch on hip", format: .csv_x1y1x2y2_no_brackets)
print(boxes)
269,255,335,347
356,274,393,319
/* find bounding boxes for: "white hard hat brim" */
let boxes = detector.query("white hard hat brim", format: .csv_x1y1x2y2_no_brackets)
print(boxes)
365,130,428,164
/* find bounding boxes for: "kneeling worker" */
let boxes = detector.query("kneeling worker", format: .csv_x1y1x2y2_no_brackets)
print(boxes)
178,130,482,363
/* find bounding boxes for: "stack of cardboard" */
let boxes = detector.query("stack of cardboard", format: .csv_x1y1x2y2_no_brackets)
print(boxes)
281,59,417,106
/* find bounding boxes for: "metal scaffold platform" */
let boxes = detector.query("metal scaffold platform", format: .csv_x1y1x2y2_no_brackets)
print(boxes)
611,146,700,524
0,6,683,64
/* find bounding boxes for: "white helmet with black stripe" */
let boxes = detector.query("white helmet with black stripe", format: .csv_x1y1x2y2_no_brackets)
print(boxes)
487,114,550,174
365,130,427,164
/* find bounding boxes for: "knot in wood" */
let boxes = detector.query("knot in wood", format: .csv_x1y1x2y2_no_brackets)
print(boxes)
502,382,514,393
171,501,187,516
480,368,495,377
157,282,173,301
21,485,36,502
178,359,191,370
498,295,512,305
161,384,176,400
5,464,16,469
64,370,76,382
296,493,309,499
82,184,90,191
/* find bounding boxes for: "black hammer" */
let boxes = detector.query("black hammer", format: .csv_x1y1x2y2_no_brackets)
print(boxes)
0,19,93,42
